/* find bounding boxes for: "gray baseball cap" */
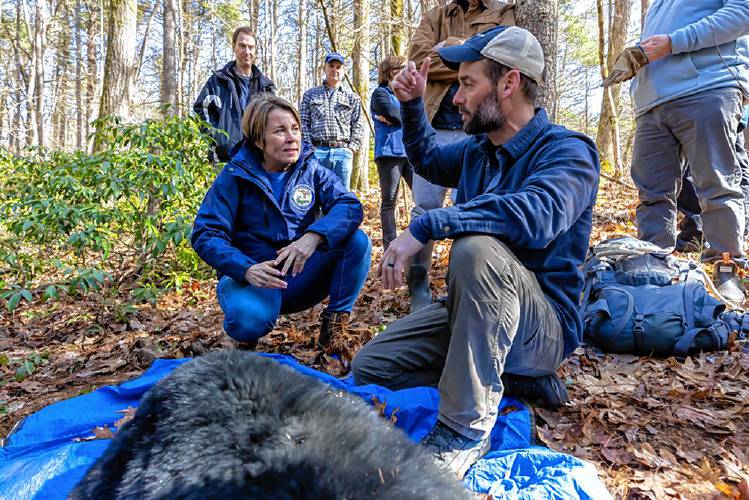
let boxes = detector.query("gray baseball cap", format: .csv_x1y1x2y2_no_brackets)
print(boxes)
438,26,545,85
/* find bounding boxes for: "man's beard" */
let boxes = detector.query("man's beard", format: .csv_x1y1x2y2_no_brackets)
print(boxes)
462,89,505,135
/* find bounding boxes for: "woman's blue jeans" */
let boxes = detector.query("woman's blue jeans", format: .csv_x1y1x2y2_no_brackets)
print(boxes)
217,230,372,342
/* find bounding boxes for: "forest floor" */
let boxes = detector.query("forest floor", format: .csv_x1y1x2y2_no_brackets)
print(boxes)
1,177,748,499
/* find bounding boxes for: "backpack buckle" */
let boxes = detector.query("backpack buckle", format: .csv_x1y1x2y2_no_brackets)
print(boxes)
633,314,646,351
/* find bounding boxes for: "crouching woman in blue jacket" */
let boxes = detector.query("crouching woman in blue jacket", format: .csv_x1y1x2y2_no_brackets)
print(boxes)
192,94,372,349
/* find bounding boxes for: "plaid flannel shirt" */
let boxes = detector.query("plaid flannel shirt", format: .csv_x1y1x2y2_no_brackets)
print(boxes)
299,82,364,150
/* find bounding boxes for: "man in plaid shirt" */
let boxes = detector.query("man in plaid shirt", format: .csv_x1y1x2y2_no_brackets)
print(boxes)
300,53,364,190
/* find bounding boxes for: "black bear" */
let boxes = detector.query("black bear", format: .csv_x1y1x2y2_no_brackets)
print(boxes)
70,350,472,499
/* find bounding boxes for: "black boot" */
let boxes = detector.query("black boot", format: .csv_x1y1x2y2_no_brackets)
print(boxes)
407,241,433,313
318,309,350,350
233,339,258,351
501,372,569,408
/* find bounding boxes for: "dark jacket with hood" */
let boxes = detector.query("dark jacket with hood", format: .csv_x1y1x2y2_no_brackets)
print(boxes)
191,141,364,283
193,61,276,162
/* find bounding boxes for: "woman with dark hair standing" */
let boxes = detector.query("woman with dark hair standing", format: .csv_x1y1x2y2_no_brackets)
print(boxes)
192,94,371,350
371,55,414,250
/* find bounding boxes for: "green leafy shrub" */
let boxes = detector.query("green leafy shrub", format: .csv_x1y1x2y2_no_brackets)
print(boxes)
0,114,218,312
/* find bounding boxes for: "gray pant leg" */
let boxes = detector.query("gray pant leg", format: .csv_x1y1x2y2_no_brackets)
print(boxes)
737,132,749,236
631,108,683,249
351,302,451,389
410,129,466,217
411,174,448,217
439,236,564,440
354,235,563,441
669,88,745,260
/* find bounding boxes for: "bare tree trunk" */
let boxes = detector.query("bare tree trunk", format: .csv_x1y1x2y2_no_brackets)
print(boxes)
75,0,84,149
12,83,22,154
135,0,159,82
163,0,179,116
0,87,6,149
351,0,371,191
640,0,650,32
584,68,590,136
318,0,338,52
97,0,137,129
99,0,105,77
391,0,404,56
52,5,71,149
24,1,42,147
12,0,26,152
210,0,217,69
25,23,37,148
260,0,269,72
34,0,46,148
296,0,307,104
406,0,415,58
313,13,321,78
596,0,630,175
247,0,260,34
329,0,339,49
269,0,277,83
515,0,558,120
178,0,185,114
382,0,391,56
86,0,99,150
183,2,196,103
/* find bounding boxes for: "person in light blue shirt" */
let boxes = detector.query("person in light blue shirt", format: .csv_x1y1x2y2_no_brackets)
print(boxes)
630,0,749,301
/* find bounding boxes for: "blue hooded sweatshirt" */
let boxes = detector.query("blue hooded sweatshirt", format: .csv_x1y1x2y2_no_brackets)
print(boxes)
631,0,749,117
191,141,364,284
403,98,600,357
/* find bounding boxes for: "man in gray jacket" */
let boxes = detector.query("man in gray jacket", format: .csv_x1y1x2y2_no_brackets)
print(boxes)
631,0,749,301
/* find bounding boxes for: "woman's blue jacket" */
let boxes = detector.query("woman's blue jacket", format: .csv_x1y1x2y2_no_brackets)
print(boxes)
191,141,364,283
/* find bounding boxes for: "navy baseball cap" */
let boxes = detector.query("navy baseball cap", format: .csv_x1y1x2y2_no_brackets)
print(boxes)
325,52,346,65
438,26,545,84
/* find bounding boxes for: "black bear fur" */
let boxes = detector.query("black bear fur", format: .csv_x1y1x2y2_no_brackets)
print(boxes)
70,350,472,499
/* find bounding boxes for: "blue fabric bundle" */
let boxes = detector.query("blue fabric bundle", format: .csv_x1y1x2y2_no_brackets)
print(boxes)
0,354,611,499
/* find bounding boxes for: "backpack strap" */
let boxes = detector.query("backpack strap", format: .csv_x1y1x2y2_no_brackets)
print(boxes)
673,327,702,359
673,322,731,359
579,257,607,317
579,278,594,318
582,288,634,340
607,288,635,339
682,281,699,331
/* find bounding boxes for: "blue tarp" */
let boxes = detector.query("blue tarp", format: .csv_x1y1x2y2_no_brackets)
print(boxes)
0,354,612,499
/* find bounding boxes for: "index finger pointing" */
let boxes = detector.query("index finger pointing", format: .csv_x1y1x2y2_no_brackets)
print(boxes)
419,57,431,79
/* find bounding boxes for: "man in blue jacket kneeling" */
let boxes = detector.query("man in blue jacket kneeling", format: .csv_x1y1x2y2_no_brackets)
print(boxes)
351,26,600,477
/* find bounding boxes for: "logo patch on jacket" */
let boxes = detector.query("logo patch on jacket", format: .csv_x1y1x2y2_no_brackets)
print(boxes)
290,184,314,210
